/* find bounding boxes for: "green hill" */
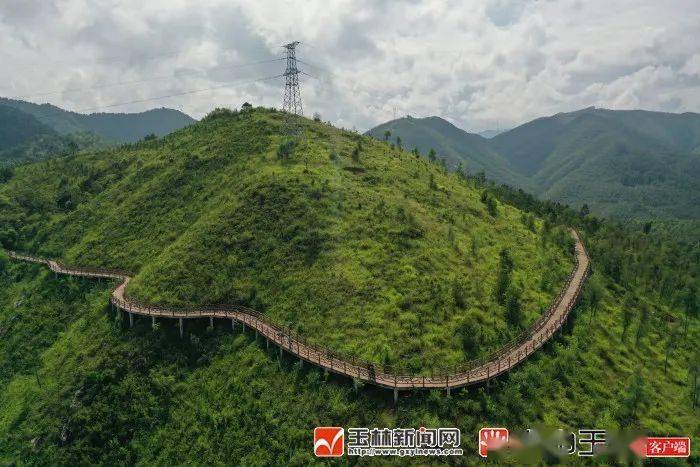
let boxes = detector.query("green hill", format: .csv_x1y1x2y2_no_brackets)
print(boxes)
0,104,107,167
368,108,700,238
0,107,572,372
0,98,196,144
0,108,697,464
365,116,529,190
0,105,56,150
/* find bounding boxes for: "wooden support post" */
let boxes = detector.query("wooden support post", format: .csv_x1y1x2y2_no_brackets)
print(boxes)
299,357,303,368
179,318,184,339
393,388,398,404
231,319,235,331
353,378,358,391
266,338,269,349
279,346,283,358
152,316,156,329
209,317,214,328
447,386,451,397
129,312,134,328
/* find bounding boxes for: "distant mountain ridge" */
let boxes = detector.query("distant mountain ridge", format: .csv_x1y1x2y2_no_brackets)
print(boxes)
0,104,107,166
365,116,530,190
0,98,195,143
367,107,700,232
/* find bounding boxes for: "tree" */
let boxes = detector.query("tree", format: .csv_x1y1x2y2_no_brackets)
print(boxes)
505,287,524,328
583,279,603,317
480,191,498,217
428,173,437,190
351,143,361,163
452,278,467,309
664,326,679,374
276,139,297,160
635,301,650,344
460,319,480,356
621,293,636,339
428,148,437,162
682,282,698,334
617,375,650,427
580,203,590,216
396,136,402,151
689,346,700,407
495,248,514,305
383,130,391,142
313,112,322,122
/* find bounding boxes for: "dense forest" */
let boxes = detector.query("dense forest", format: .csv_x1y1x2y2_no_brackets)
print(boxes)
0,108,697,464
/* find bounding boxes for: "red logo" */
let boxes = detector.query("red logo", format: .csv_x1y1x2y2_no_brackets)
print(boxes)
629,436,690,458
478,428,509,457
314,427,344,457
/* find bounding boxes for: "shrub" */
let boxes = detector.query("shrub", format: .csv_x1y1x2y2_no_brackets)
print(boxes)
277,140,297,160
202,107,237,121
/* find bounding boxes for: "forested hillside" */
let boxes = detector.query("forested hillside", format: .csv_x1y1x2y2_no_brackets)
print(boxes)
0,105,107,166
0,107,572,372
0,108,697,464
366,116,528,190
0,98,195,143
368,108,700,239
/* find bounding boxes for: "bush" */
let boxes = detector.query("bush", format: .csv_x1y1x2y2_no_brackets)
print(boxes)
0,165,13,183
460,319,480,356
277,140,297,160
505,287,524,328
351,144,361,163
202,107,237,121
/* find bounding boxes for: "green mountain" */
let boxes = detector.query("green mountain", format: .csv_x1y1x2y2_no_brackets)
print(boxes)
493,107,700,221
368,108,700,235
0,107,573,371
0,108,697,464
365,116,529,190
0,104,107,166
0,98,196,143
0,105,55,150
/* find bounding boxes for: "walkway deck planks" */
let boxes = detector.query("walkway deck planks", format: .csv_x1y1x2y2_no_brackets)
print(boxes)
6,229,590,391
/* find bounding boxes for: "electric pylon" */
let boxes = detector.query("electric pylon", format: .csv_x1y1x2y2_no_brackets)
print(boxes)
282,41,303,116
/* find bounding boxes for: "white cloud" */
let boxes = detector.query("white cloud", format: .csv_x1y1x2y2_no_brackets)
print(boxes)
1,0,699,132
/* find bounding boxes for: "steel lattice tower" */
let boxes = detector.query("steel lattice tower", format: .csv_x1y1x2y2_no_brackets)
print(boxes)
282,41,303,116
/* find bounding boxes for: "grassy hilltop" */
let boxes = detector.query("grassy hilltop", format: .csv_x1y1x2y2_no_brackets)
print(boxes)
0,107,572,372
0,108,697,464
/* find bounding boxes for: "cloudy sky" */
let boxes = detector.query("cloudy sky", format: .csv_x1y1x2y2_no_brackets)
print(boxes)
1,0,699,132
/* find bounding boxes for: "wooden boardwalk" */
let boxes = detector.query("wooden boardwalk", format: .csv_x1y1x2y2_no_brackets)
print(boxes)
6,229,590,393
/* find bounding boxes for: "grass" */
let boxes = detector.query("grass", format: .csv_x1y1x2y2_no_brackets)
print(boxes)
0,260,696,465
0,108,572,372
0,108,697,464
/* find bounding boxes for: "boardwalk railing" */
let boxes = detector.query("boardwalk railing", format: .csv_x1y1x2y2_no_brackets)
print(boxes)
6,229,590,391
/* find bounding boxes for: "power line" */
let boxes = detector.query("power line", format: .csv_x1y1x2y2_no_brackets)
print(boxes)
11,73,284,119
12,44,272,74
296,58,329,74
73,73,284,113
11,58,286,100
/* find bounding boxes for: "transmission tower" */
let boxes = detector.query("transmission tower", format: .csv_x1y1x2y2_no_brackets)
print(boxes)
282,41,303,116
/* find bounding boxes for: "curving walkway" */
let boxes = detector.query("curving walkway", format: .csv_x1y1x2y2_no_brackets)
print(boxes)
6,229,590,392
